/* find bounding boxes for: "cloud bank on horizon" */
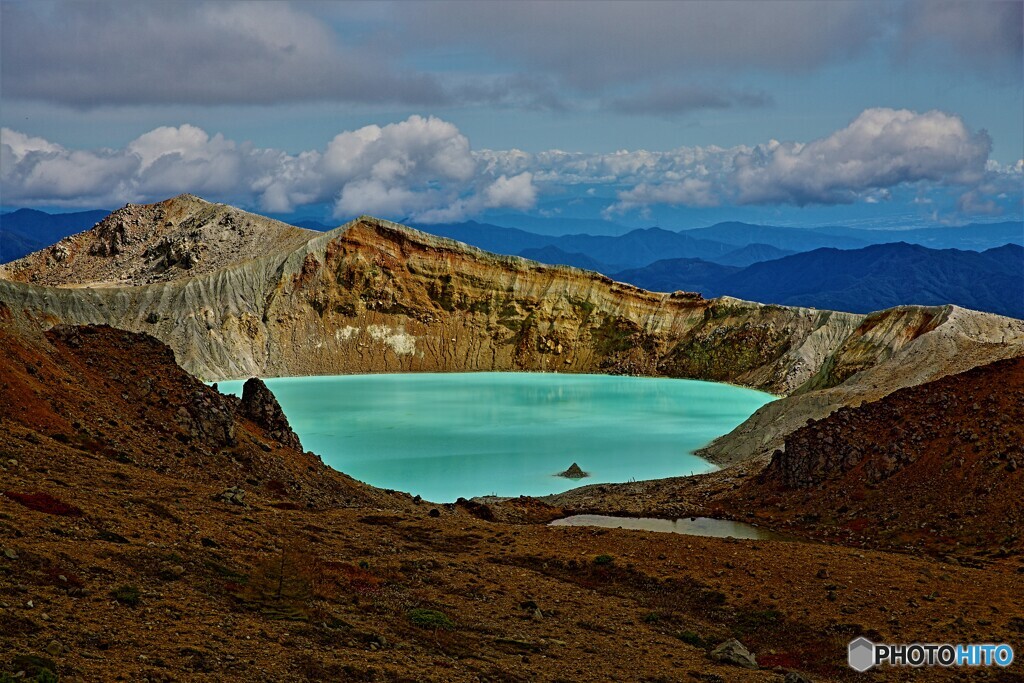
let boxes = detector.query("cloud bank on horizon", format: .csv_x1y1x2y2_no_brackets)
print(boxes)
0,0,1021,225
2,109,1021,223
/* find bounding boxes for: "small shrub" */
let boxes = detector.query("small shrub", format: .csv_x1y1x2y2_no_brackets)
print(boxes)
2,670,58,683
111,584,141,606
593,554,615,566
3,491,82,517
408,608,455,630
642,612,662,624
735,608,782,634
9,654,58,680
678,630,706,648
336,563,381,595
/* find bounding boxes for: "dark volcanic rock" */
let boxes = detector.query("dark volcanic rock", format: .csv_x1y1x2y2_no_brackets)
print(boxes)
455,497,496,521
764,357,1024,490
731,356,1024,557
239,378,302,451
181,389,236,449
558,463,589,479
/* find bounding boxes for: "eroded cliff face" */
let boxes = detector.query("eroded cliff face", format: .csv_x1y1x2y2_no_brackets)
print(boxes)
698,305,1024,462
2,197,1022,463
0,214,862,388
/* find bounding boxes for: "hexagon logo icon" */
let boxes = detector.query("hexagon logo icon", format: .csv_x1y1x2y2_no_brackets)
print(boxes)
848,637,875,672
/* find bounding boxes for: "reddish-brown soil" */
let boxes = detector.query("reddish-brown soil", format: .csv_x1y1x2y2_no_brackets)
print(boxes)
2,307,1023,681
721,357,1024,562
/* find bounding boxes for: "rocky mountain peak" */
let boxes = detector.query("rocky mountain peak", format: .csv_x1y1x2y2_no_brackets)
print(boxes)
0,195,317,287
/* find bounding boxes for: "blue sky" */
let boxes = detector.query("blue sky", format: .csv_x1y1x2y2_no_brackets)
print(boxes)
1,1,1021,230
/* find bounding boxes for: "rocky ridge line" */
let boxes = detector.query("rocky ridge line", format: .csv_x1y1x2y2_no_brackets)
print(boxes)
2,195,1022,463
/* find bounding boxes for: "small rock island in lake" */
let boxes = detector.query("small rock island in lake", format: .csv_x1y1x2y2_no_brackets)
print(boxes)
558,462,589,479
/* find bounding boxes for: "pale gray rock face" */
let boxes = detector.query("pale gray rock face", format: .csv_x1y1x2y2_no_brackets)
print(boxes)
710,638,758,669
3,195,1022,466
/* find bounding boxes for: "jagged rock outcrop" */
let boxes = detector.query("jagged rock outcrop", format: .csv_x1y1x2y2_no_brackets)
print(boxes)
239,377,302,451
2,195,1022,463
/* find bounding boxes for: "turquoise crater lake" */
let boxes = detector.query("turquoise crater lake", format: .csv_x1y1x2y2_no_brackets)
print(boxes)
217,373,773,503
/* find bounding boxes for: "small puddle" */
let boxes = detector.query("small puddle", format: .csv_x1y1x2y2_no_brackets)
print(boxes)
549,514,796,541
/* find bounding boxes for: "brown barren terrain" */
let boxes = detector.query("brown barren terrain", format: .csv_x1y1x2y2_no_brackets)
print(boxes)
2,197,1023,681
2,305,1024,682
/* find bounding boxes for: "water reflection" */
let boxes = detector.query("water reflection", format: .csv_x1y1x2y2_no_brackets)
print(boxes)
550,514,796,541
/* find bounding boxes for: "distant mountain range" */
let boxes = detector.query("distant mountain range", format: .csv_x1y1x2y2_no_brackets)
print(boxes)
1,208,109,262
615,242,1024,319
3,206,1021,318
5,207,1020,266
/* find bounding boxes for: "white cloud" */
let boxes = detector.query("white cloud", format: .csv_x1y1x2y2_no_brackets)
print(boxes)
415,172,537,223
730,108,991,205
610,178,718,214
484,173,536,209
956,190,1000,216
127,125,232,171
323,116,478,218
1,130,139,204
0,129,63,158
0,109,1012,219
0,116,540,220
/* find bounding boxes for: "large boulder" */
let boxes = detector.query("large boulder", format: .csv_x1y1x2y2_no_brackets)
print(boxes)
710,638,758,669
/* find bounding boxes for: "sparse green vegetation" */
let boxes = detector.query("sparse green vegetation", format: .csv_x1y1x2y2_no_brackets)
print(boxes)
467,297,492,314
2,670,58,683
592,316,638,355
734,608,782,635
593,554,615,565
246,544,318,622
569,297,596,318
428,274,457,311
408,608,455,630
678,630,707,648
3,655,59,683
110,584,141,606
